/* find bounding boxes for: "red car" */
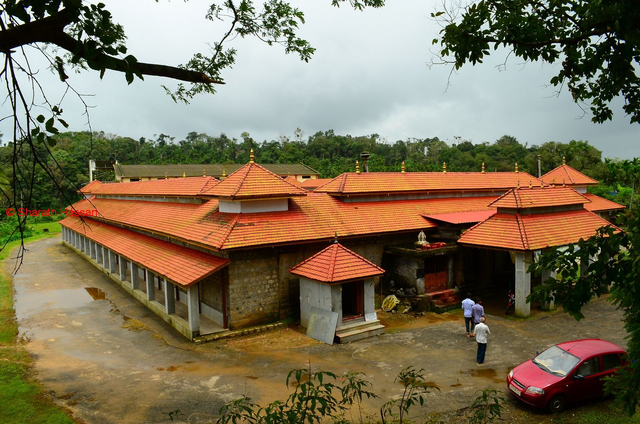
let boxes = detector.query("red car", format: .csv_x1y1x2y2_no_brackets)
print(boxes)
506,339,626,412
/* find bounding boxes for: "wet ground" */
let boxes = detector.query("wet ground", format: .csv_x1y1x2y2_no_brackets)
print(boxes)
12,238,628,423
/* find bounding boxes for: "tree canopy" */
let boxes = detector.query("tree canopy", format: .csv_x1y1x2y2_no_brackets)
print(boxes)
433,0,640,124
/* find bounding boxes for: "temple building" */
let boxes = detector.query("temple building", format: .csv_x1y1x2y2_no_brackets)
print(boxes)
60,154,623,342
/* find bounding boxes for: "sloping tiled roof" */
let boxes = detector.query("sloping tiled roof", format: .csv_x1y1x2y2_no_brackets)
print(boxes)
114,163,319,179
60,216,229,287
424,210,496,225
284,176,302,186
79,179,105,194
315,172,539,196
582,193,625,212
300,178,334,190
541,164,598,186
290,242,384,283
489,186,589,209
65,194,497,251
458,210,617,251
202,162,308,199
82,177,219,197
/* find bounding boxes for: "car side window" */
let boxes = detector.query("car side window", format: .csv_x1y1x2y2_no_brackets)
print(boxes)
577,357,599,377
602,354,622,371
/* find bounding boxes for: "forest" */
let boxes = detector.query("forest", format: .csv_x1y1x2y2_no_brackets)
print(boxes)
0,129,632,214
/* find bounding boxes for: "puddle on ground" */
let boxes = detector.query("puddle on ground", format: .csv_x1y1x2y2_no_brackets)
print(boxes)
246,376,259,380
85,287,107,300
460,368,505,384
14,287,95,320
397,378,440,389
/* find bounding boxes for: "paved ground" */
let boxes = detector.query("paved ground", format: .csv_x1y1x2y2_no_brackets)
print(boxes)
11,238,627,423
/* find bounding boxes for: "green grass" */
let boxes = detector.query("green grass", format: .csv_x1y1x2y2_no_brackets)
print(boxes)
0,223,76,423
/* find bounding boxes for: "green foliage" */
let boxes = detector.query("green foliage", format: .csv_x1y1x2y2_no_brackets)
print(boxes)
529,205,640,415
380,366,439,424
468,388,505,424
433,0,640,124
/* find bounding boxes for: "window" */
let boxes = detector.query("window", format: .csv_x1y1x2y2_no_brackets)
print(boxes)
577,358,600,377
602,354,622,371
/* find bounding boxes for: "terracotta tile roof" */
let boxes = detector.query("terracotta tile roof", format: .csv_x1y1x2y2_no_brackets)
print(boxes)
202,162,308,199
284,176,302,186
300,178,334,190
60,216,229,287
65,194,497,251
83,177,219,197
289,242,384,283
541,164,598,186
78,180,104,194
424,210,496,224
489,186,589,209
315,172,539,196
582,193,625,212
458,210,617,251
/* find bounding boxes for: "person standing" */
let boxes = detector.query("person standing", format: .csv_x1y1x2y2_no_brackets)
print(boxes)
461,293,475,338
471,298,485,337
474,317,491,365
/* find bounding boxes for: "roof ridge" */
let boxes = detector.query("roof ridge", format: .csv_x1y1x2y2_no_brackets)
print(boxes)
197,176,217,194
328,243,339,281
514,213,530,250
218,213,240,250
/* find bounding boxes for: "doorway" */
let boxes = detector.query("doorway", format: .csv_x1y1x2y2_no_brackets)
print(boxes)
342,281,364,321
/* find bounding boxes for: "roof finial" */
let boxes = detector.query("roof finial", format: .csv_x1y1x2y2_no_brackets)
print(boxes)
551,178,555,188
183,172,186,178
517,180,521,189
443,162,447,174
401,161,405,173
164,172,167,179
482,162,485,174
249,148,255,164
563,156,566,165
222,168,226,178
515,162,519,173
334,232,338,244
562,178,566,187
356,161,360,174
529,180,532,189
203,168,206,177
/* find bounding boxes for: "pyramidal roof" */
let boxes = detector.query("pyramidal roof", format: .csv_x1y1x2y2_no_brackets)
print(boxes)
289,242,385,283
202,152,307,200
489,186,590,209
78,179,104,194
541,161,598,186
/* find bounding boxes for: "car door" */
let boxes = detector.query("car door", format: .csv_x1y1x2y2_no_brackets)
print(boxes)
566,356,603,403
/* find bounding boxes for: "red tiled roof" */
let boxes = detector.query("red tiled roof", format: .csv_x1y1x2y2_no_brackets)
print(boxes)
290,242,384,283
489,186,589,209
315,172,540,196
582,193,625,212
79,180,104,194
541,164,598,186
284,176,302,186
65,194,497,251
203,162,308,199
458,210,617,251
300,178,334,190
82,177,219,197
424,210,496,224
60,216,229,287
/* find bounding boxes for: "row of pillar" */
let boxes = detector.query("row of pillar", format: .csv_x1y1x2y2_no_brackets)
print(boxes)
61,226,200,335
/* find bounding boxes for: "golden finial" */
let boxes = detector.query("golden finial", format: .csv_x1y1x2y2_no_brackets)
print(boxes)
222,168,226,178
356,161,360,174
443,162,447,174
249,148,255,164
183,172,186,178
551,178,555,188
482,162,485,174
164,172,167,179
401,161,405,173
563,157,566,165
517,180,521,189
562,178,566,187
515,163,519,173
529,180,532,189
203,169,206,177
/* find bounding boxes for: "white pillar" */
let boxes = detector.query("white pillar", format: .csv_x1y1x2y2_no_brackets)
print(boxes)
363,278,377,321
187,284,200,334
119,255,126,280
164,280,175,314
131,262,139,290
146,271,155,301
515,252,532,317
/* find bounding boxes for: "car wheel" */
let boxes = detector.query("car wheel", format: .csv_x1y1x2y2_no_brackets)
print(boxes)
547,395,566,413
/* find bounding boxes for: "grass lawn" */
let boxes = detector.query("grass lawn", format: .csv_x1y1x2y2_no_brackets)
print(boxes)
0,221,77,423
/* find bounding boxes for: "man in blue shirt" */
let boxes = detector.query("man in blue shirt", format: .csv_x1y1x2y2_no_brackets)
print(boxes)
471,298,485,337
461,293,475,338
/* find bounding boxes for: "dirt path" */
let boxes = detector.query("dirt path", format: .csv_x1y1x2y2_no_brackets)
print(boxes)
12,238,627,423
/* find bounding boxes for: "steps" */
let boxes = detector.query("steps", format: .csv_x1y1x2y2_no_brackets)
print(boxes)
335,319,385,344
427,289,460,313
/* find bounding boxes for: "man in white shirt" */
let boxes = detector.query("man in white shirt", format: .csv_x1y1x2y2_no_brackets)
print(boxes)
461,293,475,338
474,317,491,365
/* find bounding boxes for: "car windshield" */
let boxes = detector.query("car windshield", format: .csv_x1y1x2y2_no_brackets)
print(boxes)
533,346,580,377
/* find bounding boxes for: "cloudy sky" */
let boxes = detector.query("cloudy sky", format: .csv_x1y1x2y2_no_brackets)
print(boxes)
4,0,639,160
